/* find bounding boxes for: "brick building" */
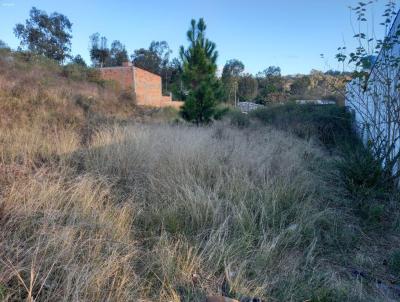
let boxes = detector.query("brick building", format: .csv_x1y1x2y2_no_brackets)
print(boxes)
99,62,183,108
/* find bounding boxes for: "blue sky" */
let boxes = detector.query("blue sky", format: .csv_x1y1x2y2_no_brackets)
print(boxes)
0,0,395,75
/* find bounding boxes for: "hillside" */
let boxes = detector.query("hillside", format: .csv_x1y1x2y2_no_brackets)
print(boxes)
1,51,400,302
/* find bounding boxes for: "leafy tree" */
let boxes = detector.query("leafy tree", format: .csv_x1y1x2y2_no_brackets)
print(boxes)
14,7,72,63
89,33,109,67
290,76,310,96
109,40,128,66
256,81,278,103
164,57,182,96
132,41,171,74
72,55,87,67
222,59,245,78
256,66,283,103
132,41,178,94
259,66,281,77
221,59,245,105
325,69,342,76
132,48,161,72
149,41,171,68
179,18,221,124
238,73,258,101
150,41,172,90
89,34,128,67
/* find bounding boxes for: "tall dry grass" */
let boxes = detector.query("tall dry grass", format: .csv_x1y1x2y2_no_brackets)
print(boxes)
1,120,388,301
1,51,397,301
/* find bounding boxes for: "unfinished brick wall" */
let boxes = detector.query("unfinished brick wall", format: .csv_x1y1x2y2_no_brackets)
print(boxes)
98,64,183,108
134,67,165,106
99,67,134,90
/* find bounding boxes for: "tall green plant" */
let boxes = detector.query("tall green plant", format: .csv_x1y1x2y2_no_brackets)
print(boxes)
179,18,221,124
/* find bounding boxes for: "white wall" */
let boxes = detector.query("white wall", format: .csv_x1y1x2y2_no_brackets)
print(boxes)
346,12,400,179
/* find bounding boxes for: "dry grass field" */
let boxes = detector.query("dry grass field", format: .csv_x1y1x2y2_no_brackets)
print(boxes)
1,50,400,301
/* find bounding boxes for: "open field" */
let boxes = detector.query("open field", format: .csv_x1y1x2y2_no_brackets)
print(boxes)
1,51,400,302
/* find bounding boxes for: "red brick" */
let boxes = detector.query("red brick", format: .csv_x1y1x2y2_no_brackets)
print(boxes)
98,64,183,108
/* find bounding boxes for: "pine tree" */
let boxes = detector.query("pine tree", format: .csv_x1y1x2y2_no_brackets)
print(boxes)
179,18,221,124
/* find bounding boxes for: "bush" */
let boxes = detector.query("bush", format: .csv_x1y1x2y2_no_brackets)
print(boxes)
250,104,354,148
14,50,61,73
119,89,136,103
230,111,250,128
337,144,390,224
0,47,11,58
213,105,230,120
338,146,386,196
86,68,105,85
62,63,105,86
148,106,181,123
62,63,89,81
322,94,344,105
75,95,93,114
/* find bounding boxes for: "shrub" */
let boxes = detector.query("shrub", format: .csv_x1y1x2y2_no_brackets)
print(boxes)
0,47,11,58
162,106,180,120
14,50,61,73
230,111,250,128
338,146,386,196
337,144,390,224
86,68,105,84
62,63,89,81
62,63,106,86
250,104,354,148
213,105,230,120
119,89,136,104
75,95,93,114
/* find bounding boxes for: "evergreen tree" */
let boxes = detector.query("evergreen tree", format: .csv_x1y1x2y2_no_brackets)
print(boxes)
179,18,221,124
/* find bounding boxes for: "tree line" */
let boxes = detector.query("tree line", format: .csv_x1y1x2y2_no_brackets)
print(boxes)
221,63,348,106
6,6,348,124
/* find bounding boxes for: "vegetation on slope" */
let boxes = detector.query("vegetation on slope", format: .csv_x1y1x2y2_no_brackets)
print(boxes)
0,49,177,143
